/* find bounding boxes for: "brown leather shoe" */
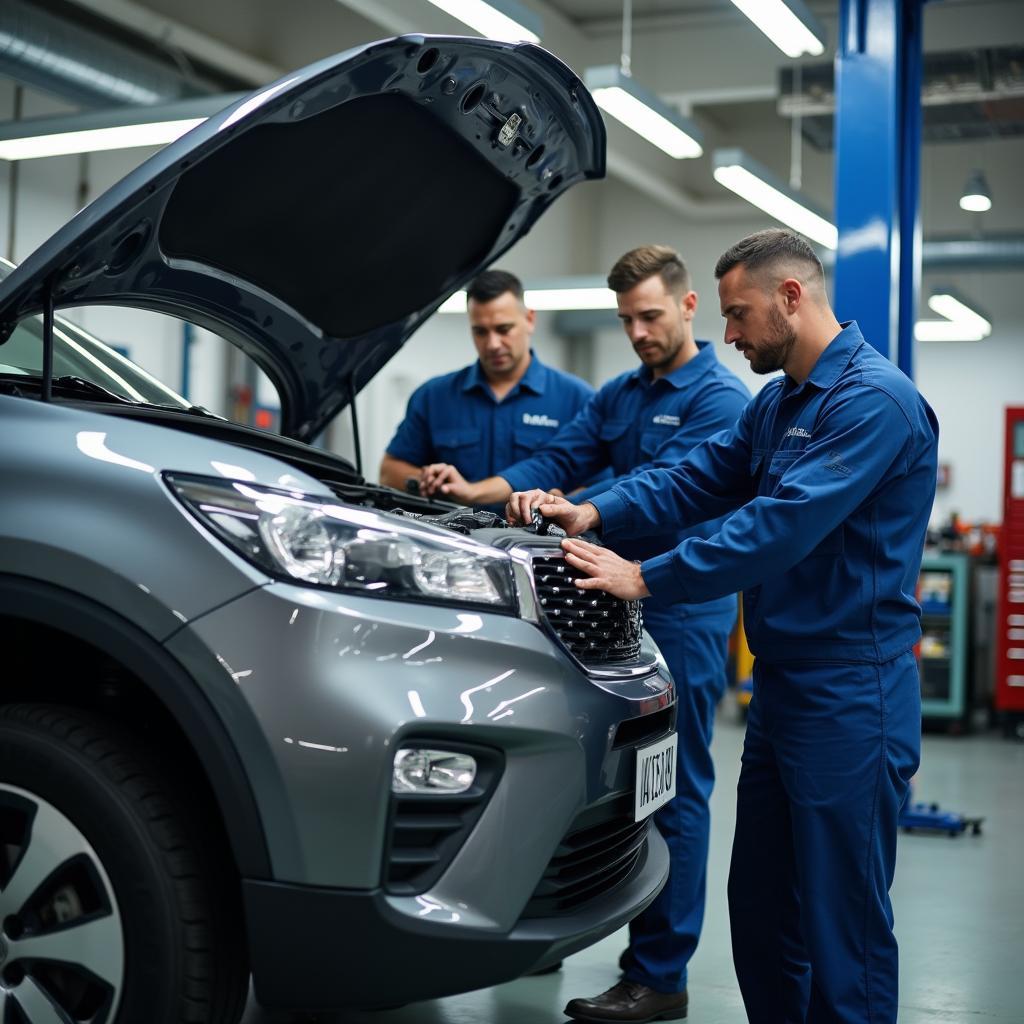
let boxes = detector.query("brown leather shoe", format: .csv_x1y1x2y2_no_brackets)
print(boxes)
564,980,688,1022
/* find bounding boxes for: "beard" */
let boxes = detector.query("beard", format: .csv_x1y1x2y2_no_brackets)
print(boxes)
748,304,797,375
634,330,684,372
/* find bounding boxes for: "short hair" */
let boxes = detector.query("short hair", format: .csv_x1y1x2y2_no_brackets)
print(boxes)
607,245,690,296
466,269,524,305
714,229,824,288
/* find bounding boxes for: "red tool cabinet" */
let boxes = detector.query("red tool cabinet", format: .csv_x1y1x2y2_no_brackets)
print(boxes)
996,406,1024,736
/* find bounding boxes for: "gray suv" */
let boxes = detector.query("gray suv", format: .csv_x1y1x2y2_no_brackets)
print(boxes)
0,36,677,1024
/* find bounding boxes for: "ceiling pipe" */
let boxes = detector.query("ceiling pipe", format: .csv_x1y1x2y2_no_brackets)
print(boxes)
0,0,231,108
69,0,282,88
919,236,1024,269
554,236,1024,336
819,236,1024,271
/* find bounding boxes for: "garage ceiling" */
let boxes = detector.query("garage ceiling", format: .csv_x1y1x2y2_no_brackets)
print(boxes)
1,0,1022,238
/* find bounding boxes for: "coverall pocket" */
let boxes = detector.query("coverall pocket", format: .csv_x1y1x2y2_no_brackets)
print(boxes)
599,420,632,464
639,425,675,459
767,449,802,476
512,424,557,460
432,427,481,465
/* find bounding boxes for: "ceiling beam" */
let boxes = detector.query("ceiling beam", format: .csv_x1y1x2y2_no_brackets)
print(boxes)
67,0,284,86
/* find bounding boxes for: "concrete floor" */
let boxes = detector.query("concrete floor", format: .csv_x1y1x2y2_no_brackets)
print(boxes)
243,708,1024,1023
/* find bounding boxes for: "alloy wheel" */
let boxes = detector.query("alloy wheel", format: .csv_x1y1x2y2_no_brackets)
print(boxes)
0,783,124,1023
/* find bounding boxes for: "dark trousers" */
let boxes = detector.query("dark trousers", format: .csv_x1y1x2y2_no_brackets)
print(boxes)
624,603,734,993
728,652,921,1024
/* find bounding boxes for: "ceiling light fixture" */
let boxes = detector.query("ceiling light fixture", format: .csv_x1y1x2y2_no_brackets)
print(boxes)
583,0,702,160
959,169,992,213
0,94,244,161
728,0,826,58
422,0,542,44
438,277,616,314
584,66,703,159
712,147,837,249
915,291,992,342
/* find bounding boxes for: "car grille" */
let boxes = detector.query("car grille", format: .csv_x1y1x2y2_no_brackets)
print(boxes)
532,554,643,664
521,795,651,918
384,745,502,895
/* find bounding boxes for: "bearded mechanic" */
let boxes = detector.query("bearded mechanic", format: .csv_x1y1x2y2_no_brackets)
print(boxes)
508,229,938,1024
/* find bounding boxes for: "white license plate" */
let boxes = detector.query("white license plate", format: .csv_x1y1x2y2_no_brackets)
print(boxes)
634,732,677,821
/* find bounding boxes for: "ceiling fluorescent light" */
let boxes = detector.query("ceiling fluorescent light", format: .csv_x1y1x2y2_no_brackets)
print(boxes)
0,120,204,160
438,293,468,313
0,94,243,161
423,0,542,44
915,291,992,342
584,66,703,160
728,0,826,58
526,286,616,311
438,278,616,314
712,147,837,249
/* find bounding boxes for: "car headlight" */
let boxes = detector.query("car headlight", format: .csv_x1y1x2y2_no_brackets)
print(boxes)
166,475,516,611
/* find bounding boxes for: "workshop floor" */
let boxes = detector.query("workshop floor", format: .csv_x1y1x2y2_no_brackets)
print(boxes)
243,708,1024,1024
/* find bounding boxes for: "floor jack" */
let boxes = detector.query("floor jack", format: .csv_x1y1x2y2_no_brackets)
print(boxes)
899,785,984,837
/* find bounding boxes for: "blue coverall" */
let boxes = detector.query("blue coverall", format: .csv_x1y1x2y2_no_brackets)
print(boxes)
501,341,750,993
384,350,595,486
589,323,939,1023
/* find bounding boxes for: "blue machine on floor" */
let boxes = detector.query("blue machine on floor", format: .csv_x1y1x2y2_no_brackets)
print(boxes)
899,786,983,837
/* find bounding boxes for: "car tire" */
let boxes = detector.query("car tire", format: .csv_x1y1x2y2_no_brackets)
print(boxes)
0,703,249,1024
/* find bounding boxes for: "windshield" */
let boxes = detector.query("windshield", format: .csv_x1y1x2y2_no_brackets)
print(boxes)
0,260,191,409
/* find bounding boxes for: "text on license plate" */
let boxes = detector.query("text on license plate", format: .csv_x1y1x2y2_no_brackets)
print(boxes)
634,733,677,821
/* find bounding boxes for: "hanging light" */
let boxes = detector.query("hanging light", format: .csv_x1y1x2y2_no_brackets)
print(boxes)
712,147,837,250
728,0,826,58
959,170,992,213
438,277,616,313
0,94,243,161
584,66,703,160
422,0,541,43
915,290,992,342
583,0,702,160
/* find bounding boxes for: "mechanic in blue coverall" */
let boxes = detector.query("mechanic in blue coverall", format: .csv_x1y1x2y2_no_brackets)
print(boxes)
419,246,750,1012
379,269,596,506
508,230,939,1024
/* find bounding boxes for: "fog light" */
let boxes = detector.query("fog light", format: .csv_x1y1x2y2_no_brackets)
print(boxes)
392,749,477,794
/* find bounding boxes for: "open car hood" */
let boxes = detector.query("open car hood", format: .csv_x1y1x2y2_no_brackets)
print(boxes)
0,35,605,442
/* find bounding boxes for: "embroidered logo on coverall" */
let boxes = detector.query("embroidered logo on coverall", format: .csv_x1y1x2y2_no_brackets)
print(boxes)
522,413,559,428
825,449,852,475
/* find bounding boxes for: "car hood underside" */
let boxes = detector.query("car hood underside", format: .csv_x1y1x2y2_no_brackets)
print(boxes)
0,35,605,442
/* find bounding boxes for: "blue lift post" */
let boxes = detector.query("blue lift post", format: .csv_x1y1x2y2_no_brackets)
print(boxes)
833,0,924,378
833,0,981,838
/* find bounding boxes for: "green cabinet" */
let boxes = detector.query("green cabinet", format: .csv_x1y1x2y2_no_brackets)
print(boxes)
917,553,969,719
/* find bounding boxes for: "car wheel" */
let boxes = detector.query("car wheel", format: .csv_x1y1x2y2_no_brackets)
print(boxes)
0,704,248,1023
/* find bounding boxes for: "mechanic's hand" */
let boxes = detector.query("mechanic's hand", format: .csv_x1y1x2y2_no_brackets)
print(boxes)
505,489,600,537
420,463,473,501
561,538,650,600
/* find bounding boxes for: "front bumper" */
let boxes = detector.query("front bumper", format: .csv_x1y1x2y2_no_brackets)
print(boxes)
170,578,675,1007
244,826,668,1010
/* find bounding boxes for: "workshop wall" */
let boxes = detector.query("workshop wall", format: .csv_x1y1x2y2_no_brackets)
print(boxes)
3,65,1022,523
